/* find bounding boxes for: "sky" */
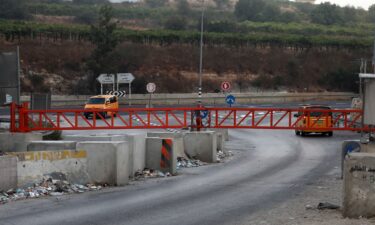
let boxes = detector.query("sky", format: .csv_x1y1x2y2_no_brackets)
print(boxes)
109,0,374,10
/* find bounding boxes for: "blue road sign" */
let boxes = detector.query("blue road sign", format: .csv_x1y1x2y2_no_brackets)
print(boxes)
226,95,236,106
344,142,360,154
201,110,208,119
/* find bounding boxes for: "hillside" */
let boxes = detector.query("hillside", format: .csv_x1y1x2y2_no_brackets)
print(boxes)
0,0,374,94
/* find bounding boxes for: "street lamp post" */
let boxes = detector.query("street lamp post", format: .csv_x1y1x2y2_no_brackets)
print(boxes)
198,0,205,107
195,0,205,131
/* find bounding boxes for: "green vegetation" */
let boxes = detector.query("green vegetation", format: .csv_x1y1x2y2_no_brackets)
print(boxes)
0,0,30,20
0,0,374,93
86,4,119,92
0,19,372,49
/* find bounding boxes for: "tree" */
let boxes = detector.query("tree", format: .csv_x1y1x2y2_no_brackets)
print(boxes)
74,10,97,24
0,0,29,20
213,0,230,10
164,16,187,30
259,4,281,21
234,0,266,21
341,6,359,23
73,0,109,4
310,2,343,25
87,4,119,92
145,0,167,8
368,4,375,23
177,0,191,16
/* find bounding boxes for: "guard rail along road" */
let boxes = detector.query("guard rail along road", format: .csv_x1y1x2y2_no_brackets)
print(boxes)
19,92,356,107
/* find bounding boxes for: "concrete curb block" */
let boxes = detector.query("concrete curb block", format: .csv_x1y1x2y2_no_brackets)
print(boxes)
76,141,129,186
183,131,217,163
146,137,177,175
343,152,375,218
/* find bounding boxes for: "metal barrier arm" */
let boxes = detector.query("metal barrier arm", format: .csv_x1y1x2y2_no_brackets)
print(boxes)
8,104,366,132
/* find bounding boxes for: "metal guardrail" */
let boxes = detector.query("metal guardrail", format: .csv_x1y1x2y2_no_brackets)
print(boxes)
19,92,357,107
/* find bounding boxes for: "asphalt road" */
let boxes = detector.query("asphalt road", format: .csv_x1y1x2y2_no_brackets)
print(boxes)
0,126,359,225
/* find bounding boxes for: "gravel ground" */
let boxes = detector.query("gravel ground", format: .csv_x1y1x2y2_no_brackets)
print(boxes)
244,167,375,225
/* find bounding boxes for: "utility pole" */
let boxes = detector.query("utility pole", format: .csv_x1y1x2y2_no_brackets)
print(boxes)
198,0,205,107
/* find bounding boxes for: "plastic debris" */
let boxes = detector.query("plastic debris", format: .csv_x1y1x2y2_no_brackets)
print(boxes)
0,174,107,205
134,169,172,180
317,202,340,210
177,157,206,169
217,150,233,162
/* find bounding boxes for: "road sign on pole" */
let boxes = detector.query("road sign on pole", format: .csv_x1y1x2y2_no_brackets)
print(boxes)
225,94,236,107
117,73,135,84
147,83,156,93
106,90,126,97
221,81,231,92
116,73,135,106
97,74,115,94
146,83,156,108
97,74,115,84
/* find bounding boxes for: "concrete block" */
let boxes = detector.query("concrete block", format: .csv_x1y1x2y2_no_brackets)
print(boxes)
183,131,217,163
360,142,375,153
8,150,89,187
27,141,77,152
343,152,375,218
0,156,17,191
146,137,177,174
147,132,186,158
63,134,127,142
124,133,146,177
211,129,229,141
216,132,225,153
0,132,43,152
76,141,129,186
341,140,361,178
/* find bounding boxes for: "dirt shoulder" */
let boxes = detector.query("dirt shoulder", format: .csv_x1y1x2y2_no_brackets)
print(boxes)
245,167,375,225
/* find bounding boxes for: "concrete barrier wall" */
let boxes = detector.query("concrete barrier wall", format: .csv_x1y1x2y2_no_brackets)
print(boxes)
343,152,375,218
63,134,127,142
76,141,129,185
125,133,146,177
183,131,217,163
360,142,375,153
21,92,356,107
8,150,89,187
0,156,17,191
211,129,229,141
146,137,177,174
0,133,43,152
64,134,146,177
27,141,77,152
147,132,186,158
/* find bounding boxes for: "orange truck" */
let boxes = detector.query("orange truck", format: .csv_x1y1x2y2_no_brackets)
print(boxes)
84,95,119,119
294,105,333,137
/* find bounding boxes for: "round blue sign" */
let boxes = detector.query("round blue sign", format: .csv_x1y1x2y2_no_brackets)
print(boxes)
226,95,236,105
